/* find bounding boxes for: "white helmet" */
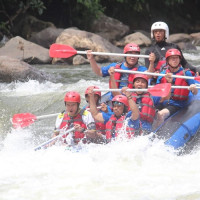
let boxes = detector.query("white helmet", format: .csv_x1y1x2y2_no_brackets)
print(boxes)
151,21,169,40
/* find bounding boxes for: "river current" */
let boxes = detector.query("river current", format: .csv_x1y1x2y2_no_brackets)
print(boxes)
1,48,200,200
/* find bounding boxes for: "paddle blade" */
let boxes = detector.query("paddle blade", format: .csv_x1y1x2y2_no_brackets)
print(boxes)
12,113,37,128
194,76,200,82
49,44,77,58
148,83,171,97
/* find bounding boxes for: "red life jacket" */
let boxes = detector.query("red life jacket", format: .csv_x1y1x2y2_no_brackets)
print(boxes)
161,68,191,101
109,63,139,89
131,92,156,123
59,112,86,144
85,106,106,135
106,114,136,140
155,59,167,72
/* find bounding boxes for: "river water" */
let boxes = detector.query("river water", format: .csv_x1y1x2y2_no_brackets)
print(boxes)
1,48,200,200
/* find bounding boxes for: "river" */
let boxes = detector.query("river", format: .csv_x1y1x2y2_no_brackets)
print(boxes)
1,48,200,200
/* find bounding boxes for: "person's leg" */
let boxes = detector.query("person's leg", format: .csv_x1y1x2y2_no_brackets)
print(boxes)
154,108,170,128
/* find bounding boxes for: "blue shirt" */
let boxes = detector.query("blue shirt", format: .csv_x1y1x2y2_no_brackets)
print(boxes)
156,67,196,108
101,105,113,124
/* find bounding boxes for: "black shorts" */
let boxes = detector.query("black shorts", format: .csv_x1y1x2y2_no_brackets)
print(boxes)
156,104,180,116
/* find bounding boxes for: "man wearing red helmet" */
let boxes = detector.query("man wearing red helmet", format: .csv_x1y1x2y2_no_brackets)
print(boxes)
145,21,196,74
155,48,198,127
86,43,154,99
87,88,140,143
53,91,96,145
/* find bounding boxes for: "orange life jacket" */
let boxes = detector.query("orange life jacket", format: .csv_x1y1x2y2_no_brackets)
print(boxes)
131,92,156,123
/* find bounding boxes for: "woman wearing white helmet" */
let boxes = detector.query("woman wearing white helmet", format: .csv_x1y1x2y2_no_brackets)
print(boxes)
145,21,196,77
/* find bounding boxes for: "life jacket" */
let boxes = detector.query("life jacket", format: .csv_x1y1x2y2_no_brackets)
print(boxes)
155,58,167,72
106,114,137,140
59,110,86,144
109,63,139,89
85,106,106,135
161,68,191,101
131,92,156,123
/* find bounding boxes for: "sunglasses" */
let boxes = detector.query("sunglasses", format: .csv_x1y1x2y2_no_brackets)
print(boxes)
112,101,124,107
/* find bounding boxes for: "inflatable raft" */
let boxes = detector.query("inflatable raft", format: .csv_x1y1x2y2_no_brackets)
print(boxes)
154,85,200,154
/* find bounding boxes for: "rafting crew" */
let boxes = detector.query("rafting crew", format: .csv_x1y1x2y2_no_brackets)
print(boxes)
53,91,96,145
107,67,170,134
87,86,140,143
86,43,155,100
154,48,198,128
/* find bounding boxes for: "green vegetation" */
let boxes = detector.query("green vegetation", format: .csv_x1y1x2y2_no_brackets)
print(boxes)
0,0,199,37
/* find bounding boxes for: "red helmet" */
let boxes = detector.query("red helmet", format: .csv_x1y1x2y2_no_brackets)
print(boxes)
64,91,81,103
133,74,148,87
85,86,101,97
123,43,140,54
165,49,181,59
112,95,128,107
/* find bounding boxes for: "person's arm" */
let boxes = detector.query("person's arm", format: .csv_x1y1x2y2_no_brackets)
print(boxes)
86,50,103,76
87,88,105,123
121,87,139,120
147,52,156,73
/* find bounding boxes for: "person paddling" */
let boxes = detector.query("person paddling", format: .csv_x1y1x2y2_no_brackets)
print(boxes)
145,21,196,74
53,91,96,145
86,43,155,99
155,49,198,128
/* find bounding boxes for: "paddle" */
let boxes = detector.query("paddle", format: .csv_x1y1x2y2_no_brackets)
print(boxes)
93,83,171,97
49,43,150,59
34,127,75,151
149,85,200,89
114,69,200,81
12,113,60,129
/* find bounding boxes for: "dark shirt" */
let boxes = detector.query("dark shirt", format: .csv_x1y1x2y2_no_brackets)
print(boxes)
145,41,196,73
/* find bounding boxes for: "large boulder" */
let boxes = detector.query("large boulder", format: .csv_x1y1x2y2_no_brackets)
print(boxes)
0,56,50,83
90,13,130,42
53,28,123,64
190,32,200,46
115,32,152,47
0,36,51,64
30,27,64,48
168,33,197,50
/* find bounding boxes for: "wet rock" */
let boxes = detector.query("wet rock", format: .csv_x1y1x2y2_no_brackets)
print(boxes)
0,56,50,83
190,32,200,46
0,36,51,64
53,28,123,64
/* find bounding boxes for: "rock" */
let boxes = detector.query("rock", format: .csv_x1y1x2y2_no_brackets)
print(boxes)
53,28,123,64
115,32,152,47
176,42,197,50
90,13,130,42
0,36,51,64
0,56,50,83
73,55,89,65
30,27,64,48
168,33,192,43
190,32,200,46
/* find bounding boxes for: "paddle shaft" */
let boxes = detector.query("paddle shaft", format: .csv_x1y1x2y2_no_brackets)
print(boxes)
34,127,75,151
114,69,196,80
94,89,149,92
149,85,200,89
37,113,59,120
56,49,149,58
